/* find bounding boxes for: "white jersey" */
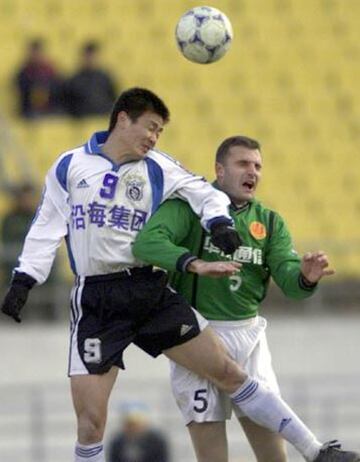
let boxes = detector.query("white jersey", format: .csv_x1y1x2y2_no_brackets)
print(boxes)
17,131,231,283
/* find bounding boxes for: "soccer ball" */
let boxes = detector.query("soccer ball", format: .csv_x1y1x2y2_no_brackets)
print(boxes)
175,6,233,64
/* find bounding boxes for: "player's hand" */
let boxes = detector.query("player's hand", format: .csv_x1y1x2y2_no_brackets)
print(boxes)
1,272,37,323
210,222,242,254
187,259,242,278
300,251,335,284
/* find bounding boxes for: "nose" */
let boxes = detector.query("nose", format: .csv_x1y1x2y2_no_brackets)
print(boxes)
149,132,158,145
247,165,256,176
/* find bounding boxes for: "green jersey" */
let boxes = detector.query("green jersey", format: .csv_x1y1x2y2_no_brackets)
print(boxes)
133,196,316,321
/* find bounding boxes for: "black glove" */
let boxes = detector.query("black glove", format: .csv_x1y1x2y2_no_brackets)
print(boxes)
1,272,37,323
210,222,242,254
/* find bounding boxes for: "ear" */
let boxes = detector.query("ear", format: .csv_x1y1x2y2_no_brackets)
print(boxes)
215,162,224,181
116,111,131,129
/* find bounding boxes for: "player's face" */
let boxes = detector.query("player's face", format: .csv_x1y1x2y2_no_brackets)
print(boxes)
118,111,165,158
216,146,262,206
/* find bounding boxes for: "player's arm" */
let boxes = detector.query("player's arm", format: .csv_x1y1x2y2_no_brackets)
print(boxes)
266,213,323,299
1,156,71,322
133,199,200,272
159,156,241,253
133,199,240,277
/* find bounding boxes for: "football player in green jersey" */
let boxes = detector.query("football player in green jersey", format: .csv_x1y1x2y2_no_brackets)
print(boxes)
133,136,360,462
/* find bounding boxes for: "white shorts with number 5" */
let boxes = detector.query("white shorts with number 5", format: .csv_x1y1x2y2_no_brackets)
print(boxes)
170,316,280,424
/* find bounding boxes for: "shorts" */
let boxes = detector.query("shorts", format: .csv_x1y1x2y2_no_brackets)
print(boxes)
68,267,208,376
170,316,280,424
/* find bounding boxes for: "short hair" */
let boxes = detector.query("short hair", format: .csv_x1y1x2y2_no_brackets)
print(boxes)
216,135,261,164
108,87,170,132
29,39,44,52
82,40,100,55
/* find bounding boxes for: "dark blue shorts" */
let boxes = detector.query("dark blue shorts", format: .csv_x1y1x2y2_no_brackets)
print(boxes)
68,267,202,375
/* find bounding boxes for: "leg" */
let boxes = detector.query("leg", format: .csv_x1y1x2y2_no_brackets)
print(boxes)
71,366,119,444
164,326,248,393
188,421,228,462
166,325,321,461
239,416,287,462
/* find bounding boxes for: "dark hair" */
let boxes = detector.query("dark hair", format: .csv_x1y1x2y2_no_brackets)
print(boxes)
29,39,44,52
216,135,261,164
82,40,100,55
108,87,170,132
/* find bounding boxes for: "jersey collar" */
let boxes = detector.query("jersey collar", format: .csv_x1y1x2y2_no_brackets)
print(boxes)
85,130,109,155
212,180,251,213
84,131,123,171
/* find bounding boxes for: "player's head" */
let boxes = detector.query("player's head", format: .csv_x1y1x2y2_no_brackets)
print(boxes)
108,88,170,132
108,88,170,157
215,135,262,206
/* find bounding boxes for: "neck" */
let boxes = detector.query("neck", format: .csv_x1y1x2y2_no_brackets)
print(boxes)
231,200,249,209
102,134,141,164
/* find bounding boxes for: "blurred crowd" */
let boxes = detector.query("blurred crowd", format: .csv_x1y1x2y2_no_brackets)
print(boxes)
0,182,64,320
14,38,118,119
107,401,171,462
1,38,116,320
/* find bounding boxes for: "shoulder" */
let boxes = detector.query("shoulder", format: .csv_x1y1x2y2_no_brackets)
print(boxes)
247,200,287,239
147,148,197,175
147,148,179,165
53,144,86,168
50,145,87,190
250,199,283,221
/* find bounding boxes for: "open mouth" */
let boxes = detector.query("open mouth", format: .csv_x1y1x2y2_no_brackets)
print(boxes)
243,181,255,192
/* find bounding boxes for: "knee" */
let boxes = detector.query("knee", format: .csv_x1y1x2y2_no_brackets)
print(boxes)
207,356,247,393
77,409,106,444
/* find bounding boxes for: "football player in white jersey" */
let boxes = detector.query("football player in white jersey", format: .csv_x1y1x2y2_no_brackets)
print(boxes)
1,87,244,462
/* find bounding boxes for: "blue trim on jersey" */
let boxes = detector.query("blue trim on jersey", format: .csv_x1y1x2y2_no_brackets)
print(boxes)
87,130,108,154
65,226,77,275
86,131,125,172
55,154,73,191
145,157,164,214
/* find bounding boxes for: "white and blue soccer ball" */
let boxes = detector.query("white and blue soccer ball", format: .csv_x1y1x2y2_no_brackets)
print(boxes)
175,6,233,64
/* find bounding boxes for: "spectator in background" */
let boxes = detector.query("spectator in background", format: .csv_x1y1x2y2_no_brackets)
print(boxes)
0,183,37,282
0,183,60,320
107,401,170,462
14,39,63,118
64,41,118,118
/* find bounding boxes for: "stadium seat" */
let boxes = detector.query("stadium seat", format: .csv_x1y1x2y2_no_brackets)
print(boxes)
0,0,358,275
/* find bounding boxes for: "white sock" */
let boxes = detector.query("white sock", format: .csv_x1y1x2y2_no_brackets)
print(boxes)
75,441,104,462
230,378,322,461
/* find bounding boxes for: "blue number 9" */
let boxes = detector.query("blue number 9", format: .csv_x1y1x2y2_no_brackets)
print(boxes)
100,173,118,199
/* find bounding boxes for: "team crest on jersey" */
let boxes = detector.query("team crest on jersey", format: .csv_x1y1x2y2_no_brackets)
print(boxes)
249,221,267,240
125,175,145,201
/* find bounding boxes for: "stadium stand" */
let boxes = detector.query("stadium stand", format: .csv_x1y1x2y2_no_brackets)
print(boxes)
0,0,359,279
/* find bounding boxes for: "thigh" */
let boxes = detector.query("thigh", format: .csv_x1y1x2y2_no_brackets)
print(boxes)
71,366,119,421
239,416,287,462
170,359,232,425
244,331,280,393
188,421,228,462
134,289,207,358
69,278,136,375
164,326,247,392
